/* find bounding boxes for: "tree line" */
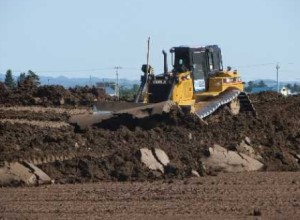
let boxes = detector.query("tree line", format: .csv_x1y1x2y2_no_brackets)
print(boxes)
284,83,300,93
244,80,267,92
3,69,40,89
245,80,300,93
4,69,139,99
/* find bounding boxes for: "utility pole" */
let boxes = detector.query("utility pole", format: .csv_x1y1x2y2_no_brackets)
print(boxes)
276,63,280,93
114,66,122,100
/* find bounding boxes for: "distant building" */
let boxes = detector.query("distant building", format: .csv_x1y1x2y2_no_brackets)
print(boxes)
279,86,291,96
251,85,291,96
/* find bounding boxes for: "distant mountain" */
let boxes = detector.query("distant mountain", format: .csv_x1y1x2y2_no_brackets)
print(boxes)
0,73,140,88
38,75,140,88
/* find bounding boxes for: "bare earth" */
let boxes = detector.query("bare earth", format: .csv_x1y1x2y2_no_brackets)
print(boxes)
0,90,300,219
1,172,300,220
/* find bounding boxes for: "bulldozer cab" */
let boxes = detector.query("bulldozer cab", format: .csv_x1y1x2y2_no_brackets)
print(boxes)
139,45,224,104
171,45,223,92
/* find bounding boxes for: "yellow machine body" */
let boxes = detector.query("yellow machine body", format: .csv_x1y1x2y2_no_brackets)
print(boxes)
172,72,195,106
170,70,244,109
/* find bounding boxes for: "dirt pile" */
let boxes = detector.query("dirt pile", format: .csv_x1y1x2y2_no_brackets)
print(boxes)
0,91,300,185
0,82,112,107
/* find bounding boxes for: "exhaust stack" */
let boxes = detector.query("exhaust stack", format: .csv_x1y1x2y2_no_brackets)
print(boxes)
162,50,168,74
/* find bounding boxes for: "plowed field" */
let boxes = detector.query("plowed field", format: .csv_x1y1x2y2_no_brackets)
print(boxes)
1,172,300,219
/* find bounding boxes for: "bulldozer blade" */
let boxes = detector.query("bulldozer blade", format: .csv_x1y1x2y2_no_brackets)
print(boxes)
94,101,174,118
93,101,145,112
69,101,175,130
113,101,175,118
69,112,113,130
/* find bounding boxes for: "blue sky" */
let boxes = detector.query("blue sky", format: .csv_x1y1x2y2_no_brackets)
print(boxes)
0,0,299,82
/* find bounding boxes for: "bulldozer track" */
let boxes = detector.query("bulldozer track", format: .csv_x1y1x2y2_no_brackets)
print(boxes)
195,89,240,118
238,92,257,116
195,90,256,119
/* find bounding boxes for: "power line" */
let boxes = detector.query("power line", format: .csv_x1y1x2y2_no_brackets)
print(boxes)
236,62,296,69
280,69,300,73
236,63,276,69
35,68,114,73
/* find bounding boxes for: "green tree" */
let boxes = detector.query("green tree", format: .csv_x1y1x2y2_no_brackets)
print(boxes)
17,71,40,90
245,81,255,92
291,83,300,93
132,84,140,93
258,80,267,87
248,81,254,87
27,70,40,86
292,83,297,93
18,72,26,85
4,69,16,88
286,83,292,90
119,84,140,100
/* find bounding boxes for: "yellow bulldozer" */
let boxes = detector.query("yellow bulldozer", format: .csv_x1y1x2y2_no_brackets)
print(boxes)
71,43,255,129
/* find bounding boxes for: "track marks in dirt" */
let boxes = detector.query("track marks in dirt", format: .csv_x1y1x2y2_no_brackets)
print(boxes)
0,119,70,128
0,172,300,219
0,106,91,115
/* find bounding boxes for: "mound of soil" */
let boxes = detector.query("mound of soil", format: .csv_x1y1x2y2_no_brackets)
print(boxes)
0,82,112,107
0,91,300,184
